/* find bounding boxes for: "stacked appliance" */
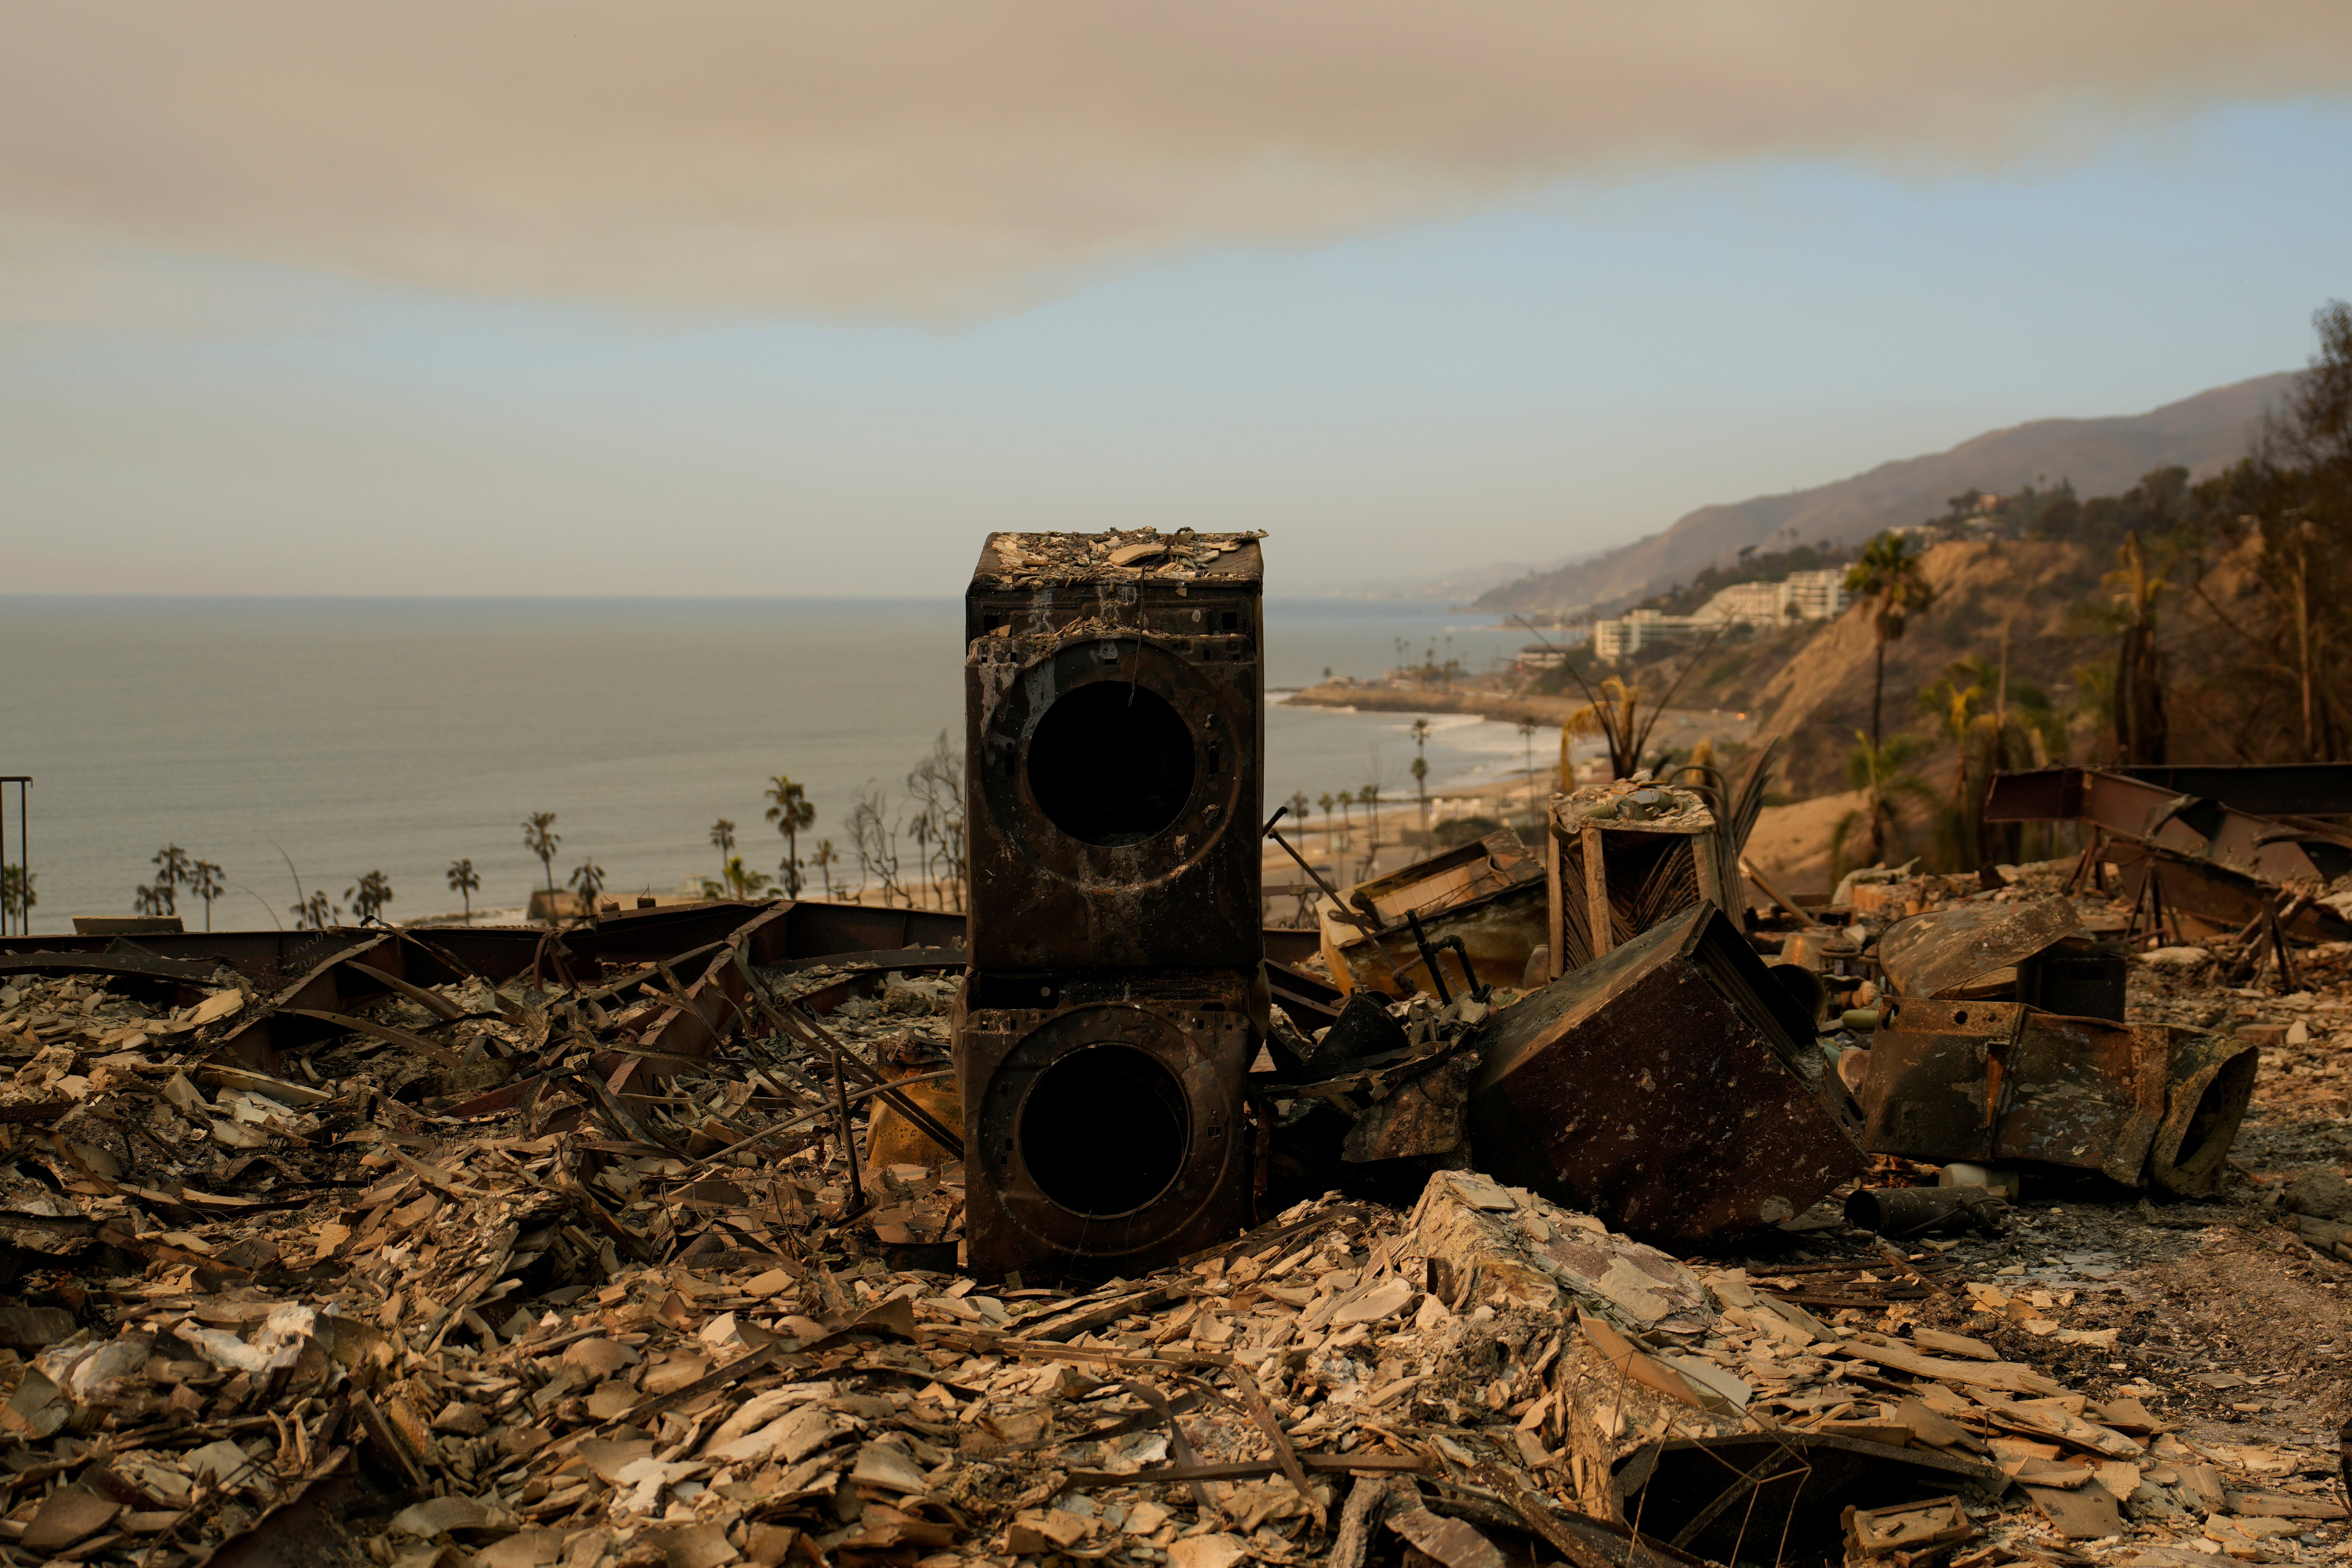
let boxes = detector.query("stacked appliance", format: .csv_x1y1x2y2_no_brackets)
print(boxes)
956,531,1265,1279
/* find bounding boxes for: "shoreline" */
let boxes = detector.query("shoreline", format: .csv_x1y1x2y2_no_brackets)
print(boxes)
1280,680,1584,725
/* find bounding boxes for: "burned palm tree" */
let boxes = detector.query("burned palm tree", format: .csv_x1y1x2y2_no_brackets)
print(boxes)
709,819,737,878
1515,615,1724,780
568,859,606,919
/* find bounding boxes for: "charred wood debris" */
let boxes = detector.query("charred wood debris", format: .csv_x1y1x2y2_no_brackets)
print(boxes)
0,695,2344,1559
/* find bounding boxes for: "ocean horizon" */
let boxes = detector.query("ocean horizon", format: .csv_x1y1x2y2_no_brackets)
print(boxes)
0,594,1556,933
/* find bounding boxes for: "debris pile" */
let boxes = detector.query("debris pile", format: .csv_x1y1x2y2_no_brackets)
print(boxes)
0,742,2345,1567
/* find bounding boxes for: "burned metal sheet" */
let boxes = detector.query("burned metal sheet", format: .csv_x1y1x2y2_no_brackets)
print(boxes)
1876,895,2080,999
1465,904,1864,1247
1317,830,1546,999
1855,996,2239,1187
1983,767,2352,885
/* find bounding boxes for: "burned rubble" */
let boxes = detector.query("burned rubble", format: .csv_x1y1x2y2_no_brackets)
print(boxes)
0,557,2343,1568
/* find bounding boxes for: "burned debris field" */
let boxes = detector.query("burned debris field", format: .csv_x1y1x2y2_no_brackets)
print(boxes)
0,530,2346,1568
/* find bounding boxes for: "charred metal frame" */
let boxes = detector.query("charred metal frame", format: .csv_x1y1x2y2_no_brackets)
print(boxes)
1855,995,2257,1195
1983,767,2352,886
1317,829,1545,999
1543,789,1740,981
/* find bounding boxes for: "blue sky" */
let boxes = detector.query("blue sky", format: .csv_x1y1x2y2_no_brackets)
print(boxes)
6,47,2351,595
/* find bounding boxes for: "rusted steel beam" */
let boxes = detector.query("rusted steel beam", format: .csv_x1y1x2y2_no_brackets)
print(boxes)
1983,767,2351,885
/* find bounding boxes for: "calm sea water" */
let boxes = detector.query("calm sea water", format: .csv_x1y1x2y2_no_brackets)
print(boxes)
0,596,1553,931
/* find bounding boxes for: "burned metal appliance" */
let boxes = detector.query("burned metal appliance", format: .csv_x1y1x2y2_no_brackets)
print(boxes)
955,968,1254,1279
1466,903,1866,1247
1541,782,1745,981
1853,996,2257,1195
963,531,1265,971
958,530,1267,1278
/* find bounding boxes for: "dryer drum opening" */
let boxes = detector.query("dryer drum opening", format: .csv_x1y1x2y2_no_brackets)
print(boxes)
1027,680,1195,847
1018,1042,1191,1216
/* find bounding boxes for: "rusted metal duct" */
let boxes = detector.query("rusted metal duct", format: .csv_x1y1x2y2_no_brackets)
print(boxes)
1466,903,1866,1247
1852,996,2257,1195
1874,894,2128,1021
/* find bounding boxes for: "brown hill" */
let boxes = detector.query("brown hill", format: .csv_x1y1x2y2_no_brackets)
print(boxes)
1738,538,2108,800
1475,373,2292,618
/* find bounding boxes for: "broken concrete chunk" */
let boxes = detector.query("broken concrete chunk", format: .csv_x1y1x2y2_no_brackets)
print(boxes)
561,1337,638,1380
21,1487,120,1553
1409,1168,1713,1331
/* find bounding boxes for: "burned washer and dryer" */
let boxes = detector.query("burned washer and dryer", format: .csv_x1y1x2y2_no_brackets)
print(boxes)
955,531,1266,1280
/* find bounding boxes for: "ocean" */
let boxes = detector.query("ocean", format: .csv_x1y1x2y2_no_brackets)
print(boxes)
0,596,1558,932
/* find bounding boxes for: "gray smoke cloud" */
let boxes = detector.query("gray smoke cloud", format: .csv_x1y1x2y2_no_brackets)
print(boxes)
4,1,2351,317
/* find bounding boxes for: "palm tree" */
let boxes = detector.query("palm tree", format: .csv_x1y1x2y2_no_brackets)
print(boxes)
569,860,606,917
709,856,772,899
150,845,192,914
1920,664,1992,870
190,860,224,931
1409,719,1433,843
1833,731,1937,873
709,819,737,878
2108,532,2167,765
521,811,561,894
1844,532,1937,751
346,870,394,923
811,839,838,898
1516,717,1541,825
446,859,481,924
291,889,335,930
1335,789,1355,851
133,884,171,918
1359,782,1383,874
764,774,816,897
1317,792,1336,856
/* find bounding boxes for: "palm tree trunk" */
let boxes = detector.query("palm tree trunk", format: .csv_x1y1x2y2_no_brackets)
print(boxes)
1872,637,1887,751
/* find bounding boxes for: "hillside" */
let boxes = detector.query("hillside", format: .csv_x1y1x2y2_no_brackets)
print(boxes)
1475,372,2292,618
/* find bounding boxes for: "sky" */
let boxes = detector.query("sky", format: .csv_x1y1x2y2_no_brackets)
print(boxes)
7,3,2352,596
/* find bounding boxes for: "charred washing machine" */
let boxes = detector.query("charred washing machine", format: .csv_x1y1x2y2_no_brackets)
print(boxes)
957,530,1266,1280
